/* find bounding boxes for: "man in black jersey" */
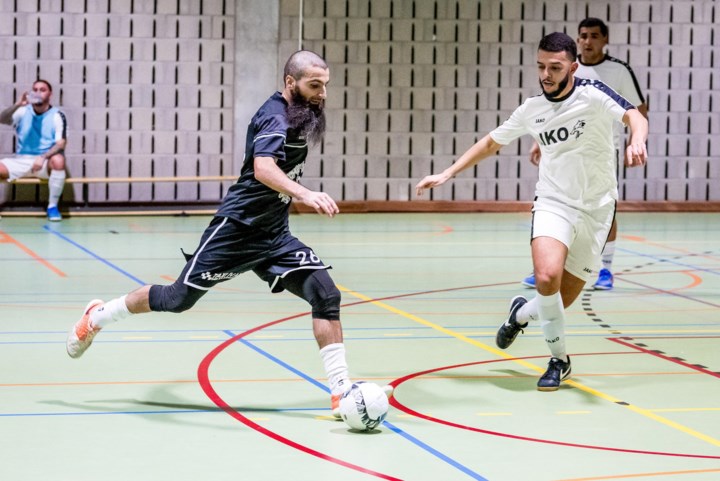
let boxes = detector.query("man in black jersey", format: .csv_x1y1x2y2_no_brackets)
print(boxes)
67,51,374,418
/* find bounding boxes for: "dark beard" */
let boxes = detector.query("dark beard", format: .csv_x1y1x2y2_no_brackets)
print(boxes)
287,89,326,147
540,73,571,100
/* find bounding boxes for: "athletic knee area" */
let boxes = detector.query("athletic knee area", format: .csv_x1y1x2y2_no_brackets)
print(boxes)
149,282,205,313
283,269,341,320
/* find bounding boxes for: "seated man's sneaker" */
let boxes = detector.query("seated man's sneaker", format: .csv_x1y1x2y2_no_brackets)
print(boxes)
537,356,572,391
47,205,62,222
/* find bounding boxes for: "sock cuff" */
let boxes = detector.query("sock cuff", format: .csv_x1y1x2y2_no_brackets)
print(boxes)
537,291,561,308
319,343,344,356
50,169,66,179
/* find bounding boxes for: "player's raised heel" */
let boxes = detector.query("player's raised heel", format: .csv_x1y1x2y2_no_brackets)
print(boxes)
66,299,104,359
495,295,528,349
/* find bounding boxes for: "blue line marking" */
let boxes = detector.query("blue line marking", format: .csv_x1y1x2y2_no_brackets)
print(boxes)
227,330,488,480
226,331,329,393
0,407,327,417
384,421,489,481
43,226,147,285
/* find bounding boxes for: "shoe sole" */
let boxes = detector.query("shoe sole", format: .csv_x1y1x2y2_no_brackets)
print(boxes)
537,368,572,392
537,375,571,392
593,285,612,290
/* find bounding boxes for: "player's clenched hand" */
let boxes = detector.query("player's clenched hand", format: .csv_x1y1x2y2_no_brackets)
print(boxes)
415,173,451,197
529,142,541,166
301,191,339,217
625,141,647,167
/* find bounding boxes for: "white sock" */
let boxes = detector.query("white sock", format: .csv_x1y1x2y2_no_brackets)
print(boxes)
90,295,131,329
319,343,351,396
601,241,616,271
516,297,539,325
537,292,568,362
47,169,66,208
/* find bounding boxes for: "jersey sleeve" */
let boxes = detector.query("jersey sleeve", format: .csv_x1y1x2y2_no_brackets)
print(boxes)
11,106,27,127
252,112,288,163
53,110,67,143
591,81,633,122
617,67,645,107
489,103,528,145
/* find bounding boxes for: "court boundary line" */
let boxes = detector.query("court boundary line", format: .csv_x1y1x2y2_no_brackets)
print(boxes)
337,285,720,449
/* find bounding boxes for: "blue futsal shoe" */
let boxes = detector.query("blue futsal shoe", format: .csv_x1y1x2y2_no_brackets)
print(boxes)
47,206,62,222
521,273,535,288
593,268,614,290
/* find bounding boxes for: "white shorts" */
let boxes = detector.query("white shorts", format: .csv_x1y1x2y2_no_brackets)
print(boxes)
531,197,616,281
0,155,50,181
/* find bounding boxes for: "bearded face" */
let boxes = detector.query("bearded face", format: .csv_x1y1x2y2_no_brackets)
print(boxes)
539,71,572,100
287,86,326,147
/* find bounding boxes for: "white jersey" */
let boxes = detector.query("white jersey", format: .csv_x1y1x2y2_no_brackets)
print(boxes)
490,77,634,210
576,55,645,106
576,54,645,150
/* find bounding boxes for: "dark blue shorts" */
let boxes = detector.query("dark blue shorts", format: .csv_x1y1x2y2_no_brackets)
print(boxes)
179,216,330,293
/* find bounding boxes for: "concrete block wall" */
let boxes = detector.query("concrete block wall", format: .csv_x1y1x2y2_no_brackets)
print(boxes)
291,0,720,202
0,0,234,205
1,0,718,207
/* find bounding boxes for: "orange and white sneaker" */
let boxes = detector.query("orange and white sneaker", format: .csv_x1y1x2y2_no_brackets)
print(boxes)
66,299,104,358
331,393,343,418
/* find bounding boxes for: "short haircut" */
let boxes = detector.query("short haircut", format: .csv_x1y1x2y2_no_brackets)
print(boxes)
34,79,53,92
283,50,327,80
538,32,577,61
578,17,609,37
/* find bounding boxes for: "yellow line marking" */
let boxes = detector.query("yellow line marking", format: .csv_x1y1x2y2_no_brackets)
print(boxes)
337,285,720,448
555,467,720,481
648,407,720,413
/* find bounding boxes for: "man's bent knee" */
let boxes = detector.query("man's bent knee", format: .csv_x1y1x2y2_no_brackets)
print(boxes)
148,282,205,313
282,269,341,320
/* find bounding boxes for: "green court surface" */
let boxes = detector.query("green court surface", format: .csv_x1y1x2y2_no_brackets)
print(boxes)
1,212,719,480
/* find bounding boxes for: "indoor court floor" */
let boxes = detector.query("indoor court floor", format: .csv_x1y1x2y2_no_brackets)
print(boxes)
1,211,719,480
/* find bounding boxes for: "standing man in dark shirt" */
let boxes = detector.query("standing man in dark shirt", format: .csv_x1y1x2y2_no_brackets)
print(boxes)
67,51,373,417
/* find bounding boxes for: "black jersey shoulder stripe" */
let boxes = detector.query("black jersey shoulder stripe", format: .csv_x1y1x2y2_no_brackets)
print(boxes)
604,55,646,105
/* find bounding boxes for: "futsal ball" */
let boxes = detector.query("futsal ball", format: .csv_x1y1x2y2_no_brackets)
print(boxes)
339,381,389,431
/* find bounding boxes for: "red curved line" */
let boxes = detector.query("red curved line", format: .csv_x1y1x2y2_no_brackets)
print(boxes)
197,315,402,481
388,355,720,460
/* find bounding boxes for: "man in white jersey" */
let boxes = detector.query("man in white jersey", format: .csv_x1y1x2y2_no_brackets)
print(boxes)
0,80,67,221
416,32,648,390
522,18,648,290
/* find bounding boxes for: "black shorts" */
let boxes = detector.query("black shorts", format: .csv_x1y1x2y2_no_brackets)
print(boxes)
179,216,330,293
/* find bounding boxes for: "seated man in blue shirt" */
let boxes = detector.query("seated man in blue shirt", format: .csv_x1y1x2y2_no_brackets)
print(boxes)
0,79,67,221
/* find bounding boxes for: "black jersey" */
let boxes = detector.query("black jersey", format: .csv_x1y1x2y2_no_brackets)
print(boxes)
217,92,308,233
